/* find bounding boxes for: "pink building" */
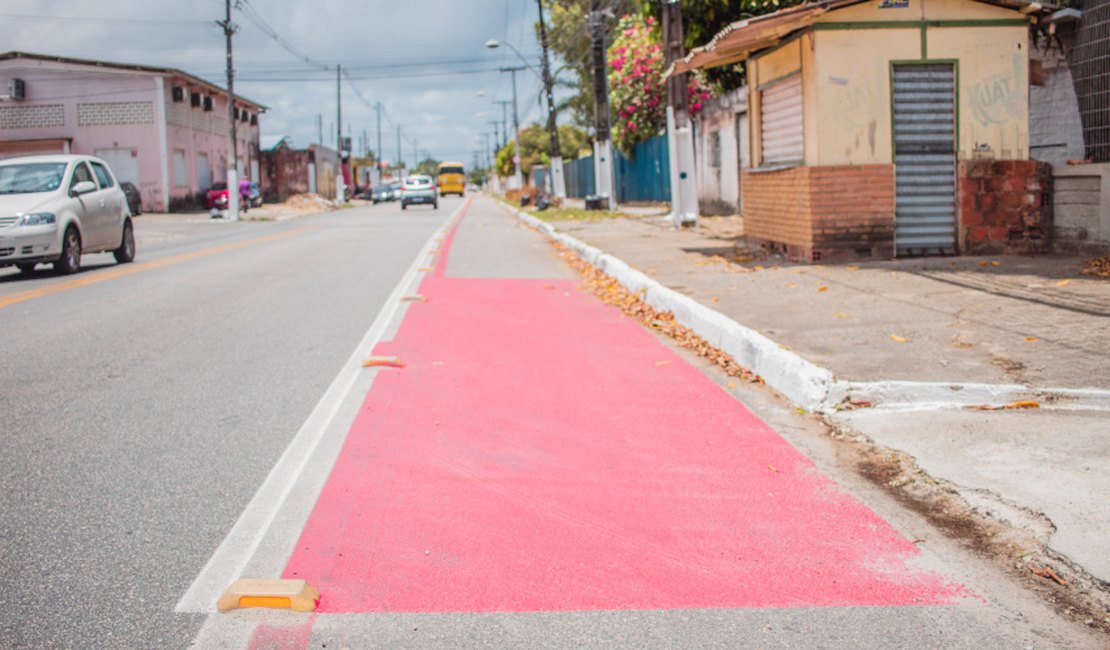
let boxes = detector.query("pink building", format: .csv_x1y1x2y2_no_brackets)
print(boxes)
0,51,264,211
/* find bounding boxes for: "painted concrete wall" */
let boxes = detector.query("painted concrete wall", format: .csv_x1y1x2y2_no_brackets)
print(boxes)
828,0,1018,23
1053,162,1110,253
0,61,164,207
930,25,1029,160
813,29,917,166
0,58,261,211
696,87,748,213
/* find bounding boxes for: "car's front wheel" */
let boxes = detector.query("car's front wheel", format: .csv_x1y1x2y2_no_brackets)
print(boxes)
55,226,81,275
114,220,135,264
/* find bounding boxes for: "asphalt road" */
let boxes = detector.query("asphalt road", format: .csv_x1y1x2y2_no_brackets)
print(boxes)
0,199,454,647
1,196,1103,648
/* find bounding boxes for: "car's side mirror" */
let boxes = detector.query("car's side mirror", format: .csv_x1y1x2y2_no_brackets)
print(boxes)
71,180,97,196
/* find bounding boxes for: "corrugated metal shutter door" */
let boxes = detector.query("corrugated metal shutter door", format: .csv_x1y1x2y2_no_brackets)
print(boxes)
893,64,956,255
761,75,803,165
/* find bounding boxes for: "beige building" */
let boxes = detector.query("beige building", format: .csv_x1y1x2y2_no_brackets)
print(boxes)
673,0,1071,261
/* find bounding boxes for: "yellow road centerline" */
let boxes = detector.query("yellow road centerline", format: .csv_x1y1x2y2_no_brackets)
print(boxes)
0,225,318,310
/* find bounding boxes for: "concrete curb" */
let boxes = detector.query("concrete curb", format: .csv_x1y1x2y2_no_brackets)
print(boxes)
511,207,1110,414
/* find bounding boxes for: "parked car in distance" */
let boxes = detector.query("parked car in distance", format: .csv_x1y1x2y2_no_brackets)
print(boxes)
120,181,142,215
400,175,438,210
205,181,229,211
371,183,401,204
0,154,136,275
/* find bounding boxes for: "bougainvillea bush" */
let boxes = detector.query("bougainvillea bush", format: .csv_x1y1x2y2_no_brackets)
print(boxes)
607,14,712,156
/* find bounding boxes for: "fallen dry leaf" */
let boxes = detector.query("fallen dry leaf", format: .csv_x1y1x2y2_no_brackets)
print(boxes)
767,466,779,473
655,360,672,367
845,265,860,271
711,297,720,303
817,286,829,292
978,261,989,268
890,334,910,343
727,382,737,389
1054,279,1072,287
1024,336,1039,342
1081,255,1110,278
834,311,850,319
1029,565,1067,586
785,282,800,289
991,261,1001,267
550,242,762,384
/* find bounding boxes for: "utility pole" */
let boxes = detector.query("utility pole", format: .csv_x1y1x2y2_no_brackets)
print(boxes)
495,100,511,149
335,64,346,202
500,66,525,192
588,1,615,210
536,0,565,200
661,0,698,226
396,124,403,179
218,0,240,220
316,114,323,145
375,102,383,186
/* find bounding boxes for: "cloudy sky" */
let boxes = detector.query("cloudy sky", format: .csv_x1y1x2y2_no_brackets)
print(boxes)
1,0,557,167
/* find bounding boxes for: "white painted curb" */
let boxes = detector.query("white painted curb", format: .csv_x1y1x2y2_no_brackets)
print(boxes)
511,207,1110,414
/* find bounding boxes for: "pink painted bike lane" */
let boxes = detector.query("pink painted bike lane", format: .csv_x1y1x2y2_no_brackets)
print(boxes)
279,209,961,614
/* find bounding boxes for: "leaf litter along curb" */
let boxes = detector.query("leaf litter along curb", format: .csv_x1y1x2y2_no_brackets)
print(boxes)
553,242,763,385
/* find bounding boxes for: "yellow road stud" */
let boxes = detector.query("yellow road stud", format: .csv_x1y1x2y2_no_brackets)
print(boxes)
217,579,319,612
362,356,405,368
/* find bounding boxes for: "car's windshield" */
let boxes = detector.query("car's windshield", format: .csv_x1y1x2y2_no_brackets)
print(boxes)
0,162,67,194
210,182,228,191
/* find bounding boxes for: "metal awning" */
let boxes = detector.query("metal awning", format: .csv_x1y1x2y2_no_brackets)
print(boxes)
666,0,1060,77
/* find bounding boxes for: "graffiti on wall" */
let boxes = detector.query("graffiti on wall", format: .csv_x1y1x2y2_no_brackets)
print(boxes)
968,54,1026,127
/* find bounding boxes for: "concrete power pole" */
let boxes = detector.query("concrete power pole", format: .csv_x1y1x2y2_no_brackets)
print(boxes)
536,0,566,200
662,0,698,226
336,64,346,203
588,1,616,210
219,0,240,220
501,66,525,192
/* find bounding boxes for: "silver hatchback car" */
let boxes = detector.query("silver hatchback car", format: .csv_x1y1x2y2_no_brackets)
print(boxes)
0,154,135,275
400,175,438,210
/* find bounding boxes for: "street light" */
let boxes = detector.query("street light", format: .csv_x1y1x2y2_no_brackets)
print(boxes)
485,39,541,78
486,20,566,200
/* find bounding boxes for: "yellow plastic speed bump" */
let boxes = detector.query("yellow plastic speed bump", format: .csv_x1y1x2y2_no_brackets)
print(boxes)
217,579,319,612
362,356,404,368
401,294,427,302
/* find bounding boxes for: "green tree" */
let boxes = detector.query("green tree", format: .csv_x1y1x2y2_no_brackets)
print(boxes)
496,123,590,178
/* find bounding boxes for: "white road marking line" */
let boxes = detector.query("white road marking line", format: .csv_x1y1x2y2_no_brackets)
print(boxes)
177,204,465,615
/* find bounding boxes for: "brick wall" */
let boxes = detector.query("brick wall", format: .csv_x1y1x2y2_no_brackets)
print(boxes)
960,160,1053,254
741,166,813,259
810,165,895,261
741,164,895,262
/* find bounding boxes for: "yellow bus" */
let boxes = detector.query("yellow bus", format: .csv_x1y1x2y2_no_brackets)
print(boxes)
436,161,465,197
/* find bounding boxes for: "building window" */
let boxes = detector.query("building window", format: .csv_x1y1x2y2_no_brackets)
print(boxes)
759,73,803,165
190,92,201,108
203,96,213,112
172,87,185,103
709,130,721,168
173,150,187,187
250,114,258,126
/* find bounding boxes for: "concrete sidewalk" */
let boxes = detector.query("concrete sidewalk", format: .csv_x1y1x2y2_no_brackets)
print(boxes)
512,199,1110,605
